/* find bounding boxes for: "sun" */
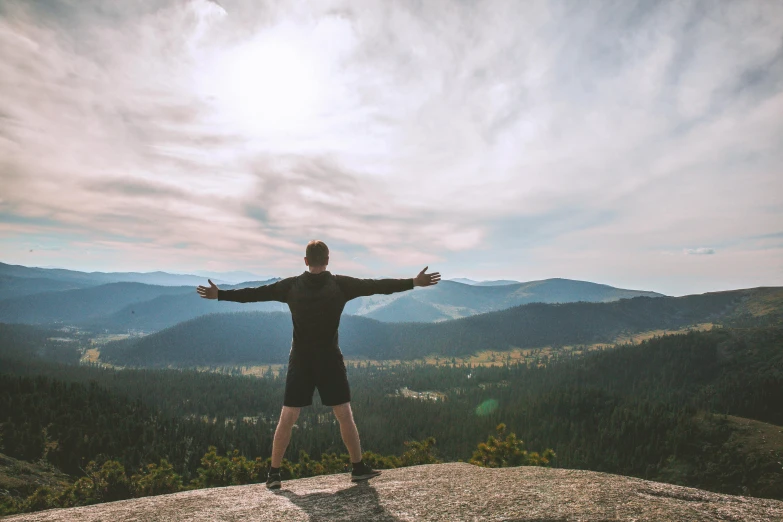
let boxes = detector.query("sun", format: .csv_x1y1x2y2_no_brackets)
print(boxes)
197,28,324,139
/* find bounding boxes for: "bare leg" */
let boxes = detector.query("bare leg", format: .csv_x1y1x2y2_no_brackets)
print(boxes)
332,402,362,463
271,406,301,468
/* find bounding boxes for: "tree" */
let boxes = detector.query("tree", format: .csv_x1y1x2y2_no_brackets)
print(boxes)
131,459,183,497
88,460,131,503
470,423,555,468
401,437,441,466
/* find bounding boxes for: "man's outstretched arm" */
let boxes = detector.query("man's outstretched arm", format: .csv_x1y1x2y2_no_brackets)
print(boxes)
196,278,294,303
336,266,441,301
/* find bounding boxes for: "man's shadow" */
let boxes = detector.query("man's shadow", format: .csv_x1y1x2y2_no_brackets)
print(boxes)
275,479,401,521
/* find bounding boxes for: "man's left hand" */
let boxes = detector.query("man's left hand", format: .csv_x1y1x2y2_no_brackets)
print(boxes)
414,267,441,287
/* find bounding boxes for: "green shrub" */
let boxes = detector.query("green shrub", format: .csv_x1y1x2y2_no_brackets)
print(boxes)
0,494,22,516
131,459,183,497
318,452,351,474
192,447,276,487
361,450,401,469
9,431,553,517
21,486,53,512
401,437,441,466
296,450,326,478
192,446,235,488
470,423,555,468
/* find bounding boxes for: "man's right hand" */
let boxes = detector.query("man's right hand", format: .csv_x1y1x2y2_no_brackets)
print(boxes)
196,279,219,299
413,266,441,287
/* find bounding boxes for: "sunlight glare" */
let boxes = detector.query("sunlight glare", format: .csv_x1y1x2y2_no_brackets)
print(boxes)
200,31,323,138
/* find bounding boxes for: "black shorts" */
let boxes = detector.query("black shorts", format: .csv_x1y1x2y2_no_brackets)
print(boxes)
283,351,351,407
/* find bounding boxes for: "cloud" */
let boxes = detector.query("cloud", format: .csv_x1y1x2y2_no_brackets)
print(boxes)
0,0,781,294
684,248,716,256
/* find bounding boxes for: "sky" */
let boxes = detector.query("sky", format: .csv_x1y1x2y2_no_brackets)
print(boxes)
0,0,781,296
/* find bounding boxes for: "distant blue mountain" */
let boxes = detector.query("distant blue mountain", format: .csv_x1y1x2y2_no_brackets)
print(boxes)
0,274,89,300
88,280,285,331
0,261,269,303
0,276,285,330
360,278,665,322
0,261,234,290
0,262,665,331
448,278,520,286
0,282,193,324
193,270,274,284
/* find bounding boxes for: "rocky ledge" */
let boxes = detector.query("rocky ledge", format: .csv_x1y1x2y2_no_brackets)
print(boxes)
5,463,783,521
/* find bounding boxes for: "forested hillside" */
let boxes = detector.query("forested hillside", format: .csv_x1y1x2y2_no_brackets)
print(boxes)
2,327,781,501
100,288,761,367
0,323,82,365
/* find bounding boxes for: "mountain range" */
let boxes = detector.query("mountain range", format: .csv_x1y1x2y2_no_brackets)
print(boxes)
0,261,230,298
97,287,782,367
447,278,521,286
0,262,665,330
345,278,663,322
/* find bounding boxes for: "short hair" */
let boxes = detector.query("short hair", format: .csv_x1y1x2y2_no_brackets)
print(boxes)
305,240,329,266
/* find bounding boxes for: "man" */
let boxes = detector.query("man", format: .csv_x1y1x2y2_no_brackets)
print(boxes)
196,240,440,489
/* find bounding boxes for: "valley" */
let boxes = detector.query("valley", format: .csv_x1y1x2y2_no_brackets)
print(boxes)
1,262,781,513
2,325,782,506
70,322,717,376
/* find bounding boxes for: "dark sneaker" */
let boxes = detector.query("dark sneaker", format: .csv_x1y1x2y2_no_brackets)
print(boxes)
351,462,381,482
266,471,281,490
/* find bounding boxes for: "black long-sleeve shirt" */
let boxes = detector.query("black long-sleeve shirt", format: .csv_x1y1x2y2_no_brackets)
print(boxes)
217,271,414,360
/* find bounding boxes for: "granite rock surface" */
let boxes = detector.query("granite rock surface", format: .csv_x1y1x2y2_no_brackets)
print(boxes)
5,463,783,521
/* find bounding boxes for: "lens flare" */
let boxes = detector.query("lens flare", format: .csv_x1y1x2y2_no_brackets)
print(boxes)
475,399,498,416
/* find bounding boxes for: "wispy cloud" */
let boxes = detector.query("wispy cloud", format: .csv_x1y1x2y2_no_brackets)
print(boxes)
0,0,781,295
685,248,716,256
